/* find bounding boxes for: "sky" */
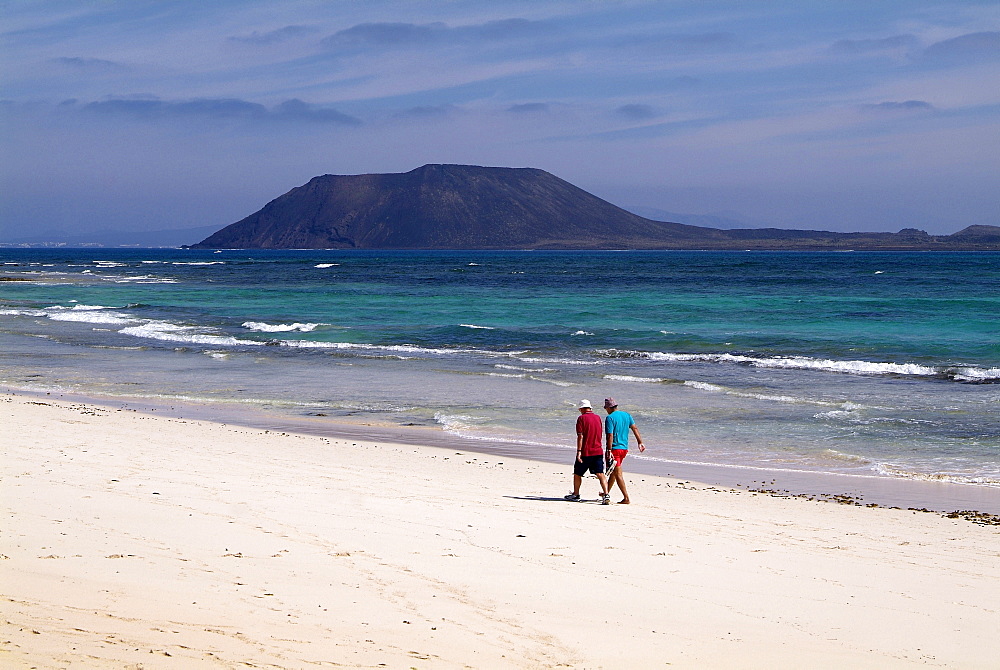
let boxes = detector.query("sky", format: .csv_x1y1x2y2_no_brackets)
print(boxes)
2,0,999,241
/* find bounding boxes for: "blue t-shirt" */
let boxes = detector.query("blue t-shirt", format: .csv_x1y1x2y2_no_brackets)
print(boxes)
605,410,634,450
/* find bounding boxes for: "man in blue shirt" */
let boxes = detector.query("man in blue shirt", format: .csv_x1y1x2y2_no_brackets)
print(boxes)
604,397,646,504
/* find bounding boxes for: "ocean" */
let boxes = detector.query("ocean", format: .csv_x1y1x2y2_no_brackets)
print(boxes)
2,248,998,503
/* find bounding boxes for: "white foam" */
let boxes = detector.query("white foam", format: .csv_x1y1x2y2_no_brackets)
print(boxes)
336,400,414,413
820,449,872,465
434,412,486,433
517,356,603,366
743,391,820,405
278,339,494,357
605,374,668,383
102,274,178,284
572,330,594,336
815,410,855,420
872,462,1000,487
494,364,558,372
49,304,114,311
527,376,575,387
459,323,495,330
952,367,1000,382
432,412,557,447
242,321,323,333
118,321,265,347
684,380,840,407
279,340,524,358
47,309,136,326
171,261,224,265
606,349,942,378
315,263,339,268
684,380,727,393
756,356,937,376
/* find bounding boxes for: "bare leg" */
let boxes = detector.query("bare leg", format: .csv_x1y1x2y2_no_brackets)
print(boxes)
610,469,630,503
596,472,609,496
572,474,583,496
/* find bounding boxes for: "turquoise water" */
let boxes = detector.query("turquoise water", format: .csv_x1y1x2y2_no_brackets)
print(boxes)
2,249,998,486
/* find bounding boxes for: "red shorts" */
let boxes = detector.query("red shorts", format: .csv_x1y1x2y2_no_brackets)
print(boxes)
609,449,627,467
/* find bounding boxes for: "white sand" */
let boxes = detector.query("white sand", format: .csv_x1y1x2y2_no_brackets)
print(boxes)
2,393,999,669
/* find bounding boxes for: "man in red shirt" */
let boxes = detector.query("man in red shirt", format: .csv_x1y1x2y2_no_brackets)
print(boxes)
565,399,611,504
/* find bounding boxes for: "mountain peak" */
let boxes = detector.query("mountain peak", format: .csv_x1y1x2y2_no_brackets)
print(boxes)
193,164,687,249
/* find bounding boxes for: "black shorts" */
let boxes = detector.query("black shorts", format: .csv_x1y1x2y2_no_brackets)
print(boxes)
574,454,605,476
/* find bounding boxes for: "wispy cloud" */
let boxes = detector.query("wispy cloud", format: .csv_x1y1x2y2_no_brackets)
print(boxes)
78,96,361,125
612,31,739,54
83,97,268,119
860,100,934,113
921,31,1000,64
507,102,549,114
272,99,362,124
321,18,551,50
229,25,320,45
52,56,126,70
393,104,456,119
829,35,920,55
615,104,658,120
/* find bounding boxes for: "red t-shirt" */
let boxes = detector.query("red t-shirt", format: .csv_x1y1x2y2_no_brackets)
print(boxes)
576,411,604,457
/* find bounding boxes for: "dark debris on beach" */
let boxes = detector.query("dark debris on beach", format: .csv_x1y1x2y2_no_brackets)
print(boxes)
943,510,1000,526
744,485,1000,526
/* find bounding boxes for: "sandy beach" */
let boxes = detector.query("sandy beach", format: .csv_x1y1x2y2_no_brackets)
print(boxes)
3,392,999,669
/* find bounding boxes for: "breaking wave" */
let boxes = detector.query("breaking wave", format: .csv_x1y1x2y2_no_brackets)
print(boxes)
871,463,1000,487
242,321,324,333
604,374,675,383
599,349,1000,382
119,322,264,347
683,380,842,407
495,364,559,373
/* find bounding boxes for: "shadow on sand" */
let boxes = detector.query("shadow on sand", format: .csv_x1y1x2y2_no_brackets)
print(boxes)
504,495,605,503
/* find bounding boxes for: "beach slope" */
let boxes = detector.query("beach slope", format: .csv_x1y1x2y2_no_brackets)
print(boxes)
2,394,998,668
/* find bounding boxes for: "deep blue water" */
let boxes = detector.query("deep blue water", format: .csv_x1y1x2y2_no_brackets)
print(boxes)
2,248,998,486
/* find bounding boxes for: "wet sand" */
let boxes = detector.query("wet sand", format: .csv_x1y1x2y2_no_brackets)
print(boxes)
12,387,1000,514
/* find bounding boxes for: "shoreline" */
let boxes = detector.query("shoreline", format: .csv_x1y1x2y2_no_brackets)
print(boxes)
3,391,999,668
7,385,1000,515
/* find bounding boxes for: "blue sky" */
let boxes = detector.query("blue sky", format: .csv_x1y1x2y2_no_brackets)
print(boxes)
2,0,999,239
